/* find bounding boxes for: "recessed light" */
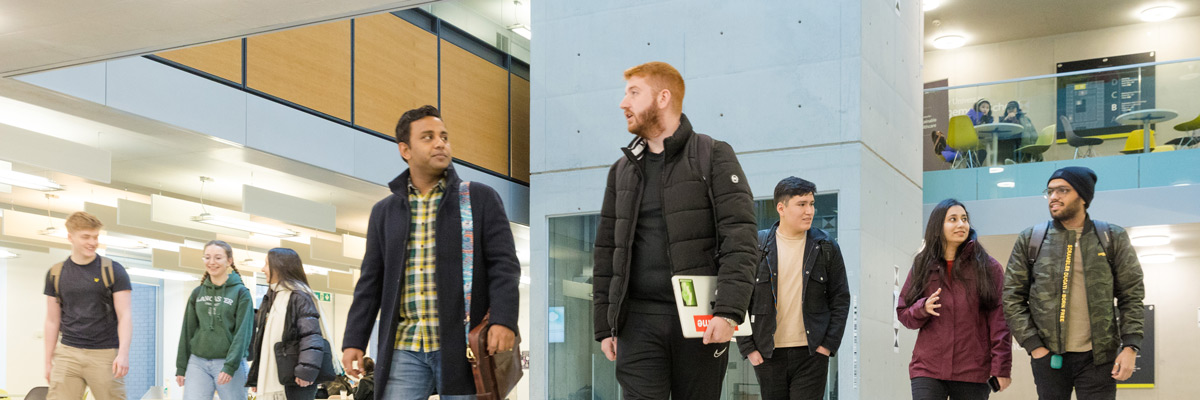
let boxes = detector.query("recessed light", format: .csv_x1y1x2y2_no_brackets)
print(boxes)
997,181,1015,188
923,0,942,12
1140,6,1178,22
0,249,18,259
1139,253,1175,264
933,35,966,49
1131,235,1171,247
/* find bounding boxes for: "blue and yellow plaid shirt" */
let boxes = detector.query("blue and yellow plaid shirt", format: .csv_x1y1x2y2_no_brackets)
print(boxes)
394,178,446,352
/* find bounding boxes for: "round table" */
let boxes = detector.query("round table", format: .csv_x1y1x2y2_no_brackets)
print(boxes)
1115,109,1178,153
974,122,1025,166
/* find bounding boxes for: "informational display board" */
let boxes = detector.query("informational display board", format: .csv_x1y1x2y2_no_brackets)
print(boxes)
1118,305,1155,389
923,79,951,171
1056,52,1156,139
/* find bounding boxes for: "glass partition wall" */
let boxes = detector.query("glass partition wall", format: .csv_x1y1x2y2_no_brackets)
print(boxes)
924,58,1200,203
548,193,839,400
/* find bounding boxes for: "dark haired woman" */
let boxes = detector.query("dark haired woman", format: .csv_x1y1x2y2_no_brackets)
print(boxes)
968,99,994,125
898,199,1012,399
247,248,325,400
177,240,254,400
999,101,1040,162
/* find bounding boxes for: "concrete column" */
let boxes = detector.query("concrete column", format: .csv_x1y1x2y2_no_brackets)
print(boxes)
530,1,923,398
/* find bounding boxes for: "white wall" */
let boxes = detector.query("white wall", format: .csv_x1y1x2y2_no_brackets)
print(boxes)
924,15,1200,86
3,248,67,397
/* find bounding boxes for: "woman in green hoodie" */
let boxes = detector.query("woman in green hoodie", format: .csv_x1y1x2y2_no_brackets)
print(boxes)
176,240,255,400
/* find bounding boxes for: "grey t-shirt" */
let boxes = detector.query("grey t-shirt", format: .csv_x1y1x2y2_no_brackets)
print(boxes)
43,256,132,349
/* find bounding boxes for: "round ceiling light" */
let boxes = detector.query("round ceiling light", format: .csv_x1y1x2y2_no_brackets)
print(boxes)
1131,235,1171,247
933,35,966,49
1140,6,1178,22
923,0,942,12
1139,253,1176,264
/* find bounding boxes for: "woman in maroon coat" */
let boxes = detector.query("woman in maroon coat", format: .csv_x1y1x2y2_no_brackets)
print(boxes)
898,199,1013,399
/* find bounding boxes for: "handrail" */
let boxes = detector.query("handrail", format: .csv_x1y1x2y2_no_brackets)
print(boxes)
923,55,1200,93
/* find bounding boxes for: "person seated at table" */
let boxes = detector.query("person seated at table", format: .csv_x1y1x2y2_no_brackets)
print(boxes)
968,99,994,125
931,130,957,164
999,101,1038,163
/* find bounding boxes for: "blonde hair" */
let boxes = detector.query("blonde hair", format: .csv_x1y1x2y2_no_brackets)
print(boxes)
624,61,686,111
64,211,104,233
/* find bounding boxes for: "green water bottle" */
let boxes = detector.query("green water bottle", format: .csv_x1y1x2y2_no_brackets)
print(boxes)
1050,354,1063,369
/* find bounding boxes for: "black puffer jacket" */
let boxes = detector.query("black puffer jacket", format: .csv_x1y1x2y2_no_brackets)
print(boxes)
593,114,758,341
247,287,324,386
738,223,851,359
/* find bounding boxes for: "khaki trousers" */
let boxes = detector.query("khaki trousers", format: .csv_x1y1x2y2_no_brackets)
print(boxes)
48,344,126,400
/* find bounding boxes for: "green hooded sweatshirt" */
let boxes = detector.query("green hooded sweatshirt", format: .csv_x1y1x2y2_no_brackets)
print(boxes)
176,272,255,376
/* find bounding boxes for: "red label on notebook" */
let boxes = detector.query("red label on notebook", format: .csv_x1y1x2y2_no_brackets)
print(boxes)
693,315,739,332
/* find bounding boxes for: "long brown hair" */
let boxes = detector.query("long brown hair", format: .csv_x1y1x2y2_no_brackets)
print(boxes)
202,240,240,283
903,199,999,309
266,247,311,294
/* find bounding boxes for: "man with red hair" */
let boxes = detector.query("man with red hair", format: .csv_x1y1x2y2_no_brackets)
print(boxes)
593,61,758,398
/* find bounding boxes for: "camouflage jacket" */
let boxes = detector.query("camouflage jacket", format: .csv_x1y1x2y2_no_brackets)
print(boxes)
1002,217,1145,365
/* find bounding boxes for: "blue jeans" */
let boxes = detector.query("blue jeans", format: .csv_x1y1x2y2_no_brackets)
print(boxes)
383,350,475,400
184,355,248,400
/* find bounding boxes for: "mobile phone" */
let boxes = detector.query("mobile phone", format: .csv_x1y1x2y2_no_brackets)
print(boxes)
988,376,1001,392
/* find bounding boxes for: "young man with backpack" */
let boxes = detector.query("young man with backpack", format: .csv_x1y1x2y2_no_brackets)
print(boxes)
738,177,851,400
1002,166,1146,400
44,211,133,400
593,61,758,399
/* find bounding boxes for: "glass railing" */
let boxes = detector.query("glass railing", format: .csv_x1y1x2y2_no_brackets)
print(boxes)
923,57,1200,203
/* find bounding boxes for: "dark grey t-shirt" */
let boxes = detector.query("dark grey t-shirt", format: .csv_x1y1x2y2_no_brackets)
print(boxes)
43,256,132,349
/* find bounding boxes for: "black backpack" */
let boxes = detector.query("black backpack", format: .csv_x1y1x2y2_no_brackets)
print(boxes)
1026,220,1117,271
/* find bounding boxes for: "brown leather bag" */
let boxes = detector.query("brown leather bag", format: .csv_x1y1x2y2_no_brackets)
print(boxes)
467,313,523,399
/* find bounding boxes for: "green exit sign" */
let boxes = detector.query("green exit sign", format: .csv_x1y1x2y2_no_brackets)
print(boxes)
314,291,333,302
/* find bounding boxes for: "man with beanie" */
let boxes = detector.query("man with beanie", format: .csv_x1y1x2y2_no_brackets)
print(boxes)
1002,166,1145,400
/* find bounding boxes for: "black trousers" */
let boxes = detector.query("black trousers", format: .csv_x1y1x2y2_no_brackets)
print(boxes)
1030,351,1116,400
752,346,828,400
615,310,730,400
910,377,990,400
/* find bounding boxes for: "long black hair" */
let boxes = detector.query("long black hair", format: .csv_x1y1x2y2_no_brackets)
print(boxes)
903,198,999,309
266,247,312,295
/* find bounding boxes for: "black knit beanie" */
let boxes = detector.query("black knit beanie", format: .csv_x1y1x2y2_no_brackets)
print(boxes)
1048,166,1098,208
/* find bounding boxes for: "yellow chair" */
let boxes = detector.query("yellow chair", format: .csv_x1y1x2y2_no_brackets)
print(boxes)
1168,113,1200,148
1121,129,1156,154
948,115,985,168
1017,124,1055,162
1153,145,1175,153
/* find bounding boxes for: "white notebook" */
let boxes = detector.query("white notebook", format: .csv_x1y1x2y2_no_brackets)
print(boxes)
670,275,753,338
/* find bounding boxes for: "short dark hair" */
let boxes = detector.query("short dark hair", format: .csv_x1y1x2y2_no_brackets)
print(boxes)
773,176,817,205
394,105,441,144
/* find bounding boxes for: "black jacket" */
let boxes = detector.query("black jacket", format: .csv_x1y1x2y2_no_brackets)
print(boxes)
247,287,324,386
342,166,521,397
593,114,758,341
738,223,851,358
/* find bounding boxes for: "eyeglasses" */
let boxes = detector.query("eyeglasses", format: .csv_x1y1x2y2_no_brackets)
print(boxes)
1043,187,1073,198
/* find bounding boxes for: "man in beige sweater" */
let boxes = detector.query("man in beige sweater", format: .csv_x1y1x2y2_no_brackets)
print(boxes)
737,177,851,400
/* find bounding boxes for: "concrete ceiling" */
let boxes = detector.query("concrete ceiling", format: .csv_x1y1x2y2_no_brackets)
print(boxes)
924,0,1200,49
0,76,389,236
0,0,435,77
